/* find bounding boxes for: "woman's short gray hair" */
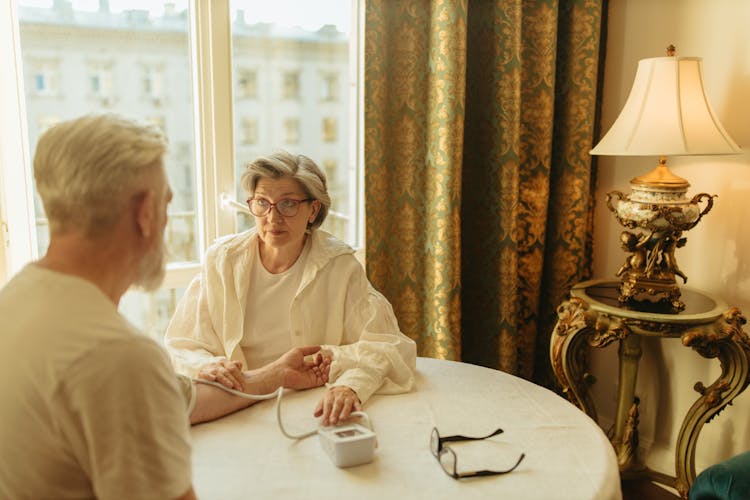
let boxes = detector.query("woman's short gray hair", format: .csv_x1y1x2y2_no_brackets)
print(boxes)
241,151,331,230
33,114,167,237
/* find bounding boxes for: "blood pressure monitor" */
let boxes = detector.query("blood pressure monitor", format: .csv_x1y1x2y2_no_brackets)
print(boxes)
318,423,377,467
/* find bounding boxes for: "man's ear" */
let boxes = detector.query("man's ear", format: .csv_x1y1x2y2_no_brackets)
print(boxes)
134,190,156,238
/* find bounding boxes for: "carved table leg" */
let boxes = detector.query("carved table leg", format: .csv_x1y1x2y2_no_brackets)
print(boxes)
550,298,598,420
614,333,642,471
675,308,750,498
550,297,630,421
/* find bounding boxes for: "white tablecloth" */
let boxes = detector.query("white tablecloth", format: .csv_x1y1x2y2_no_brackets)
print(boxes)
191,357,621,500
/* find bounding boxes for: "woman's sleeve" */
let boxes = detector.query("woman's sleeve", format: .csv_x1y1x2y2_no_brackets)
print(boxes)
324,265,417,403
164,270,228,378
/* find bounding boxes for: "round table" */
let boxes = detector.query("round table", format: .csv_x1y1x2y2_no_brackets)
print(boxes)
191,357,621,500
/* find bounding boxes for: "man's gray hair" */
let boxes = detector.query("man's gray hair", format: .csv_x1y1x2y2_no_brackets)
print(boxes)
240,151,331,229
34,114,167,236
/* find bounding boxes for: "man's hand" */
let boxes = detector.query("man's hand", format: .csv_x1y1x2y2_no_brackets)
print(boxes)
270,346,331,390
314,386,361,426
197,359,245,391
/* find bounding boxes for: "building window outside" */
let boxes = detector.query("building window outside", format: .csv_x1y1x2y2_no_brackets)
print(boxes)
237,69,257,99
284,118,300,144
143,65,165,102
242,117,258,145
321,74,338,101
282,71,300,99
88,61,114,100
30,61,59,95
322,117,337,142
322,158,337,184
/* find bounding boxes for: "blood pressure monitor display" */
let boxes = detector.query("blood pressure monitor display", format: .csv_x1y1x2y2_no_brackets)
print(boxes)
335,429,362,438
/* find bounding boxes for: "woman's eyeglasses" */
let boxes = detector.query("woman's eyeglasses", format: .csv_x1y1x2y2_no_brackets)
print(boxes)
247,197,313,217
430,427,525,479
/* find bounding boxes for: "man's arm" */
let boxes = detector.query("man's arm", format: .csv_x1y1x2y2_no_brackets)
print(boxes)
189,345,330,424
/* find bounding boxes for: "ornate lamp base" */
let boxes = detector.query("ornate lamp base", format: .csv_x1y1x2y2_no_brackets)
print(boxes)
607,182,715,313
619,274,683,311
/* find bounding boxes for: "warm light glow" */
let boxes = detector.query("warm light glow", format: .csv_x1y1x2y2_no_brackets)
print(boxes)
591,56,740,157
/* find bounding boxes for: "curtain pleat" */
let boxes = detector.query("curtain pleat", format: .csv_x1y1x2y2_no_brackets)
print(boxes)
365,0,605,385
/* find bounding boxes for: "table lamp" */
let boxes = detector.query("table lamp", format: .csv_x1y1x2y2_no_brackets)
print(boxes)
590,45,741,311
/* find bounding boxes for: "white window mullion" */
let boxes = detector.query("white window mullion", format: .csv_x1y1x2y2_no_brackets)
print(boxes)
190,0,236,250
352,0,365,251
0,0,36,283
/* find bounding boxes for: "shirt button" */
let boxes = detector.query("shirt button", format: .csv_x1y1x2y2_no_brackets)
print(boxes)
294,330,301,336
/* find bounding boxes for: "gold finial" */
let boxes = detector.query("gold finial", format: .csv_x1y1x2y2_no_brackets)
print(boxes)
667,44,676,56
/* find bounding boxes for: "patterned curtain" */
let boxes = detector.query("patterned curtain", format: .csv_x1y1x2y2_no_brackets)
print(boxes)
365,0,606,385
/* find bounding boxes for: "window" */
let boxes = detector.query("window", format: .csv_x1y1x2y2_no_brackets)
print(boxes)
1,0,361,339
30,60,58,95
322,117,337,142
237,69,257,99
282,71,300,99
283,118,300,144
142,65,165,103
241,117,258,145
230,2,356,245
322,158,337,184
87,61,114,101
321,73,338,101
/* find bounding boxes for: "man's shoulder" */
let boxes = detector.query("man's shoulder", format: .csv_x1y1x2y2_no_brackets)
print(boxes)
0,265,129,359
63,333,179,411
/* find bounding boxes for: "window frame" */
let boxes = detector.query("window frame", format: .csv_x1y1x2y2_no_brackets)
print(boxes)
0,0,364,289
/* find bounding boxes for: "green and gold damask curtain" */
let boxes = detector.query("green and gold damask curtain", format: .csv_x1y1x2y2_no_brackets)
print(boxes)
365,0,605,385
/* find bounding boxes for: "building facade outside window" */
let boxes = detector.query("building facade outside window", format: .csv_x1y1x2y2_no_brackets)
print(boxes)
3,0,360,338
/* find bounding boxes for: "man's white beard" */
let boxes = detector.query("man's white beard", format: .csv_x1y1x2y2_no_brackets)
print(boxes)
134,235,166,292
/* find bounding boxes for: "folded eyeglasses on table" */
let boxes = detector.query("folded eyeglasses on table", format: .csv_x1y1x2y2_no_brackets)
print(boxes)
430,427,525,479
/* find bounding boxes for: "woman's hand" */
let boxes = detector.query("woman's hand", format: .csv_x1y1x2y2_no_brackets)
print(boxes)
197,359,245,391
272,345,331,390
314,386,361,426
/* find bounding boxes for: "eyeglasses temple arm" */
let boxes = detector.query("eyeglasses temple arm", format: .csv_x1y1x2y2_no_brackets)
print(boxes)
455,453,526,478
439,428,504,443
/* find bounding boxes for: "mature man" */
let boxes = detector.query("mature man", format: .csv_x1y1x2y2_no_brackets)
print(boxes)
0,114,329,499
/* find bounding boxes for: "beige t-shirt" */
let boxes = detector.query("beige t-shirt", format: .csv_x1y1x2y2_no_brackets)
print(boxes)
0,265,192,500
241,241,310,368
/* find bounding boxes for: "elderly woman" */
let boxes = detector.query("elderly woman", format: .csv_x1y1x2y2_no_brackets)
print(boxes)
165,151,416,425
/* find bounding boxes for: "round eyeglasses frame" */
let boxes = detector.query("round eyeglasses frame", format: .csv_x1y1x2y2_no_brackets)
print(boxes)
246,197,314,217
430,427,525,479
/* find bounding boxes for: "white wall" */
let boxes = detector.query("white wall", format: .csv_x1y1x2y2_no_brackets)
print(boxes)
590,0,750,480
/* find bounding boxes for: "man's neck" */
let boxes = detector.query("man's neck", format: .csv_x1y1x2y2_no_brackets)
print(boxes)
37,232,135,305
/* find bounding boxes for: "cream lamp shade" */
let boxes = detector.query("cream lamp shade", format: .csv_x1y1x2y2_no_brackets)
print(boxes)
591,56,741,158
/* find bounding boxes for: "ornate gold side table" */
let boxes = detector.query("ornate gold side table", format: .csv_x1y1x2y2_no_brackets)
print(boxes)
549,279,750,498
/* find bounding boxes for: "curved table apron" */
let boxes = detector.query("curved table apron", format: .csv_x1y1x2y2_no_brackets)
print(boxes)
191,357,621,500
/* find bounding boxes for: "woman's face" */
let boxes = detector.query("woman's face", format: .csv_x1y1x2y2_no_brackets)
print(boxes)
252,176,320,254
